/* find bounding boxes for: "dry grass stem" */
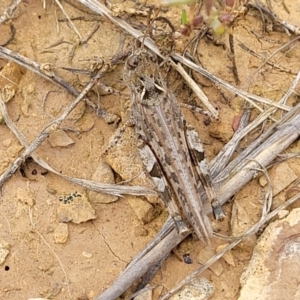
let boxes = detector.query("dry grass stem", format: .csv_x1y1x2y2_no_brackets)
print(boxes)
210,108,251,176
0,0,22,25
73,1,300,298
0,46,120,124
0,92,155,197
248,2,300,35
96,217,190,300
2,1,300,299
170,61,219,119
211,60,300,178
77,1,293,113
172,54,291,112
54,0,83,41
238,35,300,92
162,186,300,300
214,101,300,189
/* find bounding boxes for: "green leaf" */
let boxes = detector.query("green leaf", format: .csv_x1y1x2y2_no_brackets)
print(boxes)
181,9,188,25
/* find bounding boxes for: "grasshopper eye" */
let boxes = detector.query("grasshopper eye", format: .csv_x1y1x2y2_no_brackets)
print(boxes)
127,55,139,69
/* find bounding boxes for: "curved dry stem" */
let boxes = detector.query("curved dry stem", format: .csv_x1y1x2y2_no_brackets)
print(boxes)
0,93,156,197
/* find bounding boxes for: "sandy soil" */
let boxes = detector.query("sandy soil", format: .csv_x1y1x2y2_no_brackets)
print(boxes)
0,0,300,299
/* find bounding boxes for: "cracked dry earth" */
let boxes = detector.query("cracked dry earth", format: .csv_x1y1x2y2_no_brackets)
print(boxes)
1,0,300,300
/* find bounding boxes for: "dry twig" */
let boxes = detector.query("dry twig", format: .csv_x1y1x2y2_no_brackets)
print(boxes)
0,46,120,124
0,92,155,197
96,99,300,299
73,1,300,298
0,0,22,25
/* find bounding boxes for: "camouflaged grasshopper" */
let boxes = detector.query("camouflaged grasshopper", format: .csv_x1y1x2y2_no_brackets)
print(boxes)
120,47,225,243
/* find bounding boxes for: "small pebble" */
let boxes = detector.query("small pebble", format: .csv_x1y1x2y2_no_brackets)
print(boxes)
49,130,75,147
278,210,289,219
258,175,267,187
16,187,35,207
2,139,11,147
82,251,93,258
134,226,148,237
197,248,223,276
54,223,69,244
0,240,10,265
216,244,235,267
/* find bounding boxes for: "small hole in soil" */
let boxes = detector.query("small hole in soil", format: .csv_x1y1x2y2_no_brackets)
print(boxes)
38,15,41,19
5,266,10,271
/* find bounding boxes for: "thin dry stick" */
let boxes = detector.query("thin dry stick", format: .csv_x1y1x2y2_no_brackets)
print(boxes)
0,0,22,24
77,0,162,55
161,188,300,300
214,101,300,187
237,35,300,92
237,41,296,75
213,112,300,208
0,46,120,124
96,218,190,300
248,2,300,35
77,0,292,113
54,0,83,41
212,66,300,177
96,103,300,300
0,73,97,187
210,108,251,177
0,93,155,197
170,61,219,119
171,55,291,112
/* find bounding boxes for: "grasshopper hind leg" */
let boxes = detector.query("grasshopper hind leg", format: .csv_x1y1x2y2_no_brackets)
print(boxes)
139,144,189,235
186,126,225,221
160,186,190,235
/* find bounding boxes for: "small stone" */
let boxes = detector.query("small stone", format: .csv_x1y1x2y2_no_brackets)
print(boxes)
46,187,57,195
134,226,148,237
239,208,300,300
46,226,54,234
49,130,75,147
89,162,118,203
16,187,35,206
54,223,69,244
0,240,10,265
278,209,289,219
2,139,11,147
197,248,223,276
26,83,35,94
170,278,214,300
88,290,95,298
258,175,267,187
0,61,25,103
128,196,160,225
271,164,297,195
232,249,251,262
21,102,30,117
134,286,152,300
57,192,97,224
216,244,235,266
82,251,93,258
273,193,286,208
230,201,257,249
104,127,162,206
